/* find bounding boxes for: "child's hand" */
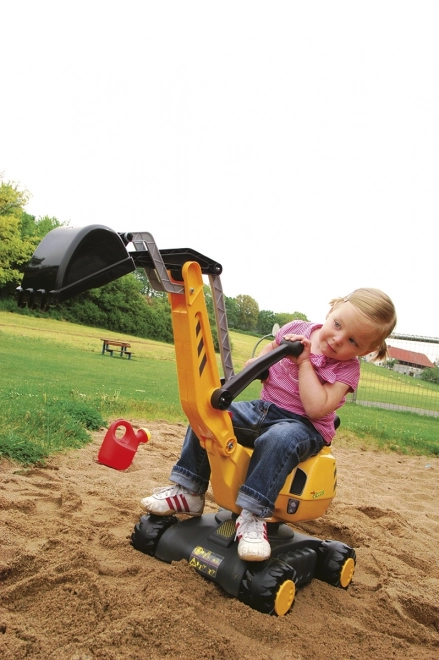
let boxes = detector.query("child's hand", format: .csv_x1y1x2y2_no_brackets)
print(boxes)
283,334,312,365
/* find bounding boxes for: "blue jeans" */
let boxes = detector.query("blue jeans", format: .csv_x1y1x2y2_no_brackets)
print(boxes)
171,400,325,518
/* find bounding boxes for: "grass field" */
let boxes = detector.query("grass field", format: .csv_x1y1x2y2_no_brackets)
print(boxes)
354,360,439,413
1,311,437,463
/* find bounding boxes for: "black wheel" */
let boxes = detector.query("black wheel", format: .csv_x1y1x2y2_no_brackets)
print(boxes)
315,540,356,588
130,514,178,556
277,546,317,587
238,558,297,616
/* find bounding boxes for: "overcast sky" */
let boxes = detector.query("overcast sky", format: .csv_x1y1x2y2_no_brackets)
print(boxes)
2,1,438,338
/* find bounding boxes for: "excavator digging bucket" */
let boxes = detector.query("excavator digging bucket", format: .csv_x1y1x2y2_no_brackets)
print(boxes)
16,224,136,310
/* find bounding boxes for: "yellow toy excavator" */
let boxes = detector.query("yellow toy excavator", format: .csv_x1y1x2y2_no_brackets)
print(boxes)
17,224,356,616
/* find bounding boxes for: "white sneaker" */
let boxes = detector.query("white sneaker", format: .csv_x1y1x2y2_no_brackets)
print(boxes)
140,484,205,516
235,509,271,561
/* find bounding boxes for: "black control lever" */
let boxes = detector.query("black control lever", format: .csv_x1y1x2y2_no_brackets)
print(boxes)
211,339,304,410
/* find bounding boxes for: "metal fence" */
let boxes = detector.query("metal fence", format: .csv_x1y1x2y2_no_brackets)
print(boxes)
347,334,439,417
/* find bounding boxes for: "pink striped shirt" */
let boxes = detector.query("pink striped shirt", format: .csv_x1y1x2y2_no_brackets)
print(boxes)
260,321,360,443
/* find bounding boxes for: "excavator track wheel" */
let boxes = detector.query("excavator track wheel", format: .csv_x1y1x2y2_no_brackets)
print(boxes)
315,539,356,589
238,558,297,616
131,514,177,556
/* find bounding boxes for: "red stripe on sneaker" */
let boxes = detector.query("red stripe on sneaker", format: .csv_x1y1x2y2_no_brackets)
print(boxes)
166,494,190,513
166,496,181,512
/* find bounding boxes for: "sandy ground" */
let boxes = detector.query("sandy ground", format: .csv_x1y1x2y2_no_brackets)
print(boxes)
1,420,438,660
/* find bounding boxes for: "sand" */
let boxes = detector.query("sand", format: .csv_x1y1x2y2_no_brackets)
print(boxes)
1,420,438,660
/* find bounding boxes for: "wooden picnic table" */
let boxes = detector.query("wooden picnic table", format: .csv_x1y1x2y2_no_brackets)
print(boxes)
100,338,132,359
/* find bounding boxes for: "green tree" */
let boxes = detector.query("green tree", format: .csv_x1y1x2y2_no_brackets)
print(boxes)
133,268,169,298
257,309,277,335
420,367,439,385
28,214,61,240
0,177,32,287
60,274,174,342
225,296,239,329
274,311,309,327
0,176,63,292
236,294,259,331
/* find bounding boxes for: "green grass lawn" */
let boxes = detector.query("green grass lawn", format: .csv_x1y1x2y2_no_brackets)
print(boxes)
1,311,437,463
355,360,439,412
340,402,438,455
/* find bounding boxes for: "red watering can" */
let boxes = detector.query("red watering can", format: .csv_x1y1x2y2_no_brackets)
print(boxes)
98,419,150,470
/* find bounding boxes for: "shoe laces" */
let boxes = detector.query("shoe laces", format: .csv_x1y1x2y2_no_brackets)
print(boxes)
235,510,266,540
153,484,187,497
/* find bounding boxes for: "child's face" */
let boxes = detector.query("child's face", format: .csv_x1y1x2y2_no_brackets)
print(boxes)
317,302,378,361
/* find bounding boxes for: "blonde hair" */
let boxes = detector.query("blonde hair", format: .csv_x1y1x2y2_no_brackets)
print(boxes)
329,288,397,361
